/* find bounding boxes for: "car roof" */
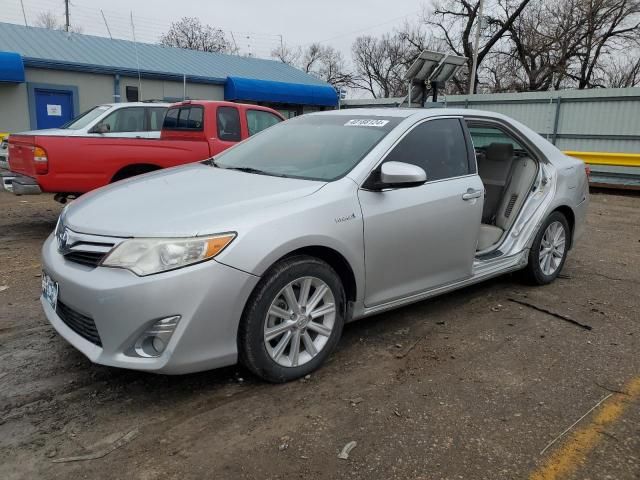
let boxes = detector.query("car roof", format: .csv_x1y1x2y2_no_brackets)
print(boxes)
311,107,508,121
100,102,172,108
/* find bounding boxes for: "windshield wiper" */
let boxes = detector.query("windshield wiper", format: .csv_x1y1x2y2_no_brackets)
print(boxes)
223,166,290,178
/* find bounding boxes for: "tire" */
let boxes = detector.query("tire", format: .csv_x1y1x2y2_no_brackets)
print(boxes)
522,211,571,285
238,255,346,383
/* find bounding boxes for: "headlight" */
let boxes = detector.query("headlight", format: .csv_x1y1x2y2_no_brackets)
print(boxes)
102,233,236,276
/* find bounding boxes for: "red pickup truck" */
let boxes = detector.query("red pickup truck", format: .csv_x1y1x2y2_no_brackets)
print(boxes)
6,100,283,202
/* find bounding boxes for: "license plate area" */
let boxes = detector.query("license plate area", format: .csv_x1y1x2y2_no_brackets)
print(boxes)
42,272,58,310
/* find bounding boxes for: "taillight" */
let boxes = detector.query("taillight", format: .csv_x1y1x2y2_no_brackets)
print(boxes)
584,164,591,177
33,146,48,174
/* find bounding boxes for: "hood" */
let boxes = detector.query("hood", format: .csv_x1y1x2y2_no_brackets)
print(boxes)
65,163,326,237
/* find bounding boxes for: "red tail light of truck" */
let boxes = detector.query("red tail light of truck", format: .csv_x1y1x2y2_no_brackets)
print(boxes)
33,146,49,174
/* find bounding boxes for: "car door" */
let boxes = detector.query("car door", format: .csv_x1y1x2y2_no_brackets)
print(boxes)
358,117,484,307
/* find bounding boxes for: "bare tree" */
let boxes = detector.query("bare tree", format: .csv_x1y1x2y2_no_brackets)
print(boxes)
493,0,586,91
271,42,301,65
35,10,83,33
35,11,61,30
571,0,640,88
352,33,409,97
304,44,354,88
602,53,640,87
160,17,236,54
272,42,354,88
491,0,640,90
427,0,533,92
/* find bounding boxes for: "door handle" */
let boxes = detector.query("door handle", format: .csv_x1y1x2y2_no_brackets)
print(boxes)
462,188,483,201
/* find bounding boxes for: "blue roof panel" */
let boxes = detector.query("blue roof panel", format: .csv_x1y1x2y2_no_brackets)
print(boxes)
0,22,328,87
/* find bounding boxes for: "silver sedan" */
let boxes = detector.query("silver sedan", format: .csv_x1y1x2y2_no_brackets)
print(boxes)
41,108,589,382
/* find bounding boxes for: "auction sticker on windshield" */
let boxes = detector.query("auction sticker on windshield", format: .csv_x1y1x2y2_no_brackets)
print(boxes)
344,119,390,127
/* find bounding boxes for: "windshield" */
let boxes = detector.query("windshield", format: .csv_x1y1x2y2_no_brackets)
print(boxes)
63,105,112,130
213,115,402,181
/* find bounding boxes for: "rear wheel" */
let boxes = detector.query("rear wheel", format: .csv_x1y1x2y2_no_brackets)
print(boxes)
522,211,570,285
238,256,345,383
111,165,159,183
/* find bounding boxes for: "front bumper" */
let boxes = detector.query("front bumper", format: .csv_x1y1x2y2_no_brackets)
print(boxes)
41,234,260,374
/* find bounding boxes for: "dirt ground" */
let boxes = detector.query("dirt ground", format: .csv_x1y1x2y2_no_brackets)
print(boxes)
0,189,638,480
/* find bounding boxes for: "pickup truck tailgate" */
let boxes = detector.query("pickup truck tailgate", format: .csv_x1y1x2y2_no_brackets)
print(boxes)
8,135,37,177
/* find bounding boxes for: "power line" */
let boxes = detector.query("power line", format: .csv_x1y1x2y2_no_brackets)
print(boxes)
303,9,423,46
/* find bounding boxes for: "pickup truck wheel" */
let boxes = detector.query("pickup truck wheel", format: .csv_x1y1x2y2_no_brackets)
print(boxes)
522,211,570,285
238,256,345,383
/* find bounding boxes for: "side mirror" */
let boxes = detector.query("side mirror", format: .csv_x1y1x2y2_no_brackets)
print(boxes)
364,161,427,190
91,123,110,134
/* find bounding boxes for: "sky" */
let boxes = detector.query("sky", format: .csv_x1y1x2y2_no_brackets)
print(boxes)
2,0,428,59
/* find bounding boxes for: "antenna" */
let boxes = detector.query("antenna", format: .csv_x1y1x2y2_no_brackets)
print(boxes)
19,0,28,26
130,11,142,98
100,9,113,40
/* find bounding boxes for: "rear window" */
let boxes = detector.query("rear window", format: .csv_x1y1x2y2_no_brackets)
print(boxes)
217,106,241,142
246,109,282,136
162,105,204,131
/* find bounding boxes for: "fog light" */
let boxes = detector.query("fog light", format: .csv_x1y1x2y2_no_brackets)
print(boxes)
134,315,181,358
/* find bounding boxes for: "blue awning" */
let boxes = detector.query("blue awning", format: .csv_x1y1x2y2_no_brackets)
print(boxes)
225,76,337,107
0,52,25,83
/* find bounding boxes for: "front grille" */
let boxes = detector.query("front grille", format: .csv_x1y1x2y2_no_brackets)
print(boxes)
55,223,116,269
56,300,102,347
64,250,107,268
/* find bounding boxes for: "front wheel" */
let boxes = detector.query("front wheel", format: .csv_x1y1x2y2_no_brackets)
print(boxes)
522,211,571,285
238,256,346,383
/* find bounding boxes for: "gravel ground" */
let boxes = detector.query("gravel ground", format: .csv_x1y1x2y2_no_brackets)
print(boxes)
0,189,638,480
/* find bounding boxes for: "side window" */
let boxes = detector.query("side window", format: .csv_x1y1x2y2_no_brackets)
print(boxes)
217,106,241,142
147,107,167,131
100,107,145,133
467,125,523,150
162,106,204,131
246,109,282,136
384,118,470,181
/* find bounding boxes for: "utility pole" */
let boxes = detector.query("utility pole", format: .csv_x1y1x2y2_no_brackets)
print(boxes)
468,0,484,95
64,0,70,32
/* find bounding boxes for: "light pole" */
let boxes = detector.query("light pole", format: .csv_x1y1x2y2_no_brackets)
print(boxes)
469,0,485,95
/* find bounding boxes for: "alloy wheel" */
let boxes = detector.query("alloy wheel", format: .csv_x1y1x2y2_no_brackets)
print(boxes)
539,220,566,276
263,276,336,368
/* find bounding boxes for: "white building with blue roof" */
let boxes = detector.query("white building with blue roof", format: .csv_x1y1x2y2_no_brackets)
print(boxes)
0,22,337,133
